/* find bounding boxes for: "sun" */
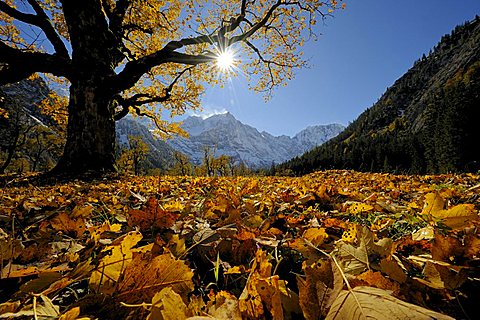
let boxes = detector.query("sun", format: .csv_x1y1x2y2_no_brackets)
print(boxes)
216,48,236,72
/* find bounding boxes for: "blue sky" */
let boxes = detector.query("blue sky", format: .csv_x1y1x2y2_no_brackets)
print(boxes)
198,0,480,137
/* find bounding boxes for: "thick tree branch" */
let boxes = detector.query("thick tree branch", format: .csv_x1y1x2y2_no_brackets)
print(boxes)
113,66,193,120
0,1,38,24
0,41,72,85
110,0,131,34
111,50,212,94
25,0,69,57
230,0,282,44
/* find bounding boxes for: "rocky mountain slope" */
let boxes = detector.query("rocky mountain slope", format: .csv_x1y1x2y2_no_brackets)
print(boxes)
279,16,480,175
166,112,344,168
116,118,176,171
0,78,62,173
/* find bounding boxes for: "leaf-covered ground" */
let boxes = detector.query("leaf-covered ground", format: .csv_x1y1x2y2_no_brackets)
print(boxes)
0,170,479,319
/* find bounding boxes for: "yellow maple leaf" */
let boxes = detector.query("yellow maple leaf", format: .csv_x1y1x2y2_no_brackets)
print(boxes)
421,192,445,215
432,204,478,229
89,231,143,295
148,287,188,320
303,228,328,247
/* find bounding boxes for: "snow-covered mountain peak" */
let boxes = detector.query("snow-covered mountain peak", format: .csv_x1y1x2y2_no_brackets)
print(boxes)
166,113,344,168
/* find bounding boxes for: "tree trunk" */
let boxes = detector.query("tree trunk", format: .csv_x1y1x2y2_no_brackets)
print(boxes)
52,82,116,175
0,129,19,174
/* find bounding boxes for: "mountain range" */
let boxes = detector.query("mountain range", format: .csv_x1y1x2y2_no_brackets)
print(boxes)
165,112,344,168
279,16,480,175
119,113,344,169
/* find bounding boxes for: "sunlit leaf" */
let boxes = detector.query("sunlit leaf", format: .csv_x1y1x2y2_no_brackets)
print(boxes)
326,286,454,320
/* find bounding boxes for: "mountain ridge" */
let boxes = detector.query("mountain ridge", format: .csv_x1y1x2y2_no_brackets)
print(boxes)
166,112,344,168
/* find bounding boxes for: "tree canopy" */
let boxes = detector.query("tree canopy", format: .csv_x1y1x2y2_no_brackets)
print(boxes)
0,0,343,175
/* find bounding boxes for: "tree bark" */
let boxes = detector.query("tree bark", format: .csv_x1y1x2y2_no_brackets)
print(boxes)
50,0,119,176
52,82,116,175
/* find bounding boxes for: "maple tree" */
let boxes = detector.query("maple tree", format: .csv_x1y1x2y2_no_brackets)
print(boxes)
0,0,342,176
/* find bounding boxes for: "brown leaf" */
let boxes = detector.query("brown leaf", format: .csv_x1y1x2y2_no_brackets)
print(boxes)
72,204,94,218
297,258,343,319
287,238,322,263
356,270,400,292
432,204,478,229
50,213,86,238
0,301,20,315
205,291,242,320
148,287,189,320
116,252,194,303
127,197,179,230
378,258,408,284
20,272,63,294
326,286,454,320
0,229,24,261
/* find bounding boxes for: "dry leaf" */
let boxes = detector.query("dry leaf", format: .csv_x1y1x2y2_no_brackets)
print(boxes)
116,252,194,303
378,258,408,283
326,286,454,320
128,197,178,230
412,226,435,241
297,258,343,319
0,229,24,261
432,204,478,229
357,270,400,292
20,272,63,293
89,231,143,294
421,192,445,215
50,213,86,238
205,291,242,320
0,301,20,315
59,307,84,320
72,204,94,218
148,287,189,320
303,228,328,247
347,202,374,214
0,294,60,319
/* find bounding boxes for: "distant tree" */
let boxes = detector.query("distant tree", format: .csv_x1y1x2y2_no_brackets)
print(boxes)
116,135,149,175
0,0,342,176
213,154,231,176
0,100,35,173
23,126,64,171
228,156,237,176
202,145,216,177
169,151,192,176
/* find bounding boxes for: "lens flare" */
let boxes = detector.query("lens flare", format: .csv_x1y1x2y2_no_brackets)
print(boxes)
216,49,235,72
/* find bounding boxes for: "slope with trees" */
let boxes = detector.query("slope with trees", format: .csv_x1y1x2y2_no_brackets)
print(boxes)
279,16,480,175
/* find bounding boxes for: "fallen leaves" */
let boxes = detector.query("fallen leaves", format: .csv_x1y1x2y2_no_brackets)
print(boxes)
0,170,479,319
326,286,455,320
422,191,479,229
